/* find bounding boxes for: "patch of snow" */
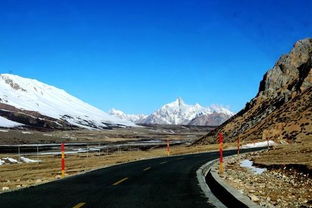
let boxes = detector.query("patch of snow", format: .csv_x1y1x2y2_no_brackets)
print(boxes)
240,159,267,174
88,148,100,151
0,129,9,132
2,157,19,163
0,116,24,128
0,159,5,165
242,140,276,149
22,131,32,134
20,156,41,163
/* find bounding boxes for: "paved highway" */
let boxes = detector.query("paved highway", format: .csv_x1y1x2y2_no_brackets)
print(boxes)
0,149,257,208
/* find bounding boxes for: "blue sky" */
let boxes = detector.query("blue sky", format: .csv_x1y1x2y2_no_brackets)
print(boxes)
0,0,311,114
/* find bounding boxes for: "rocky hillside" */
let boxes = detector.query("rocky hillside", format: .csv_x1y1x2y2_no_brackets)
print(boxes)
196,38,312,144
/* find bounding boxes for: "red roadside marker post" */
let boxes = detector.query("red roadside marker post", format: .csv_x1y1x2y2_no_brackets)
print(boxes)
166,140,170,156
61,143,65,178
218,133,224,174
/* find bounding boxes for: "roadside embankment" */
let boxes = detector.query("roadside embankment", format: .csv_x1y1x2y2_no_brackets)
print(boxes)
199,151,261,208
221,150,312,208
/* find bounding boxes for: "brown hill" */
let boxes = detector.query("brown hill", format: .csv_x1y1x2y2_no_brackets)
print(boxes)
196,38,312,144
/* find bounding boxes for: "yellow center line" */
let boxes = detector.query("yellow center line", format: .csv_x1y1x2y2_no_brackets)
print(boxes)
160,161,167,164
72,202,86,208
143,167,151,171
113,177,128,186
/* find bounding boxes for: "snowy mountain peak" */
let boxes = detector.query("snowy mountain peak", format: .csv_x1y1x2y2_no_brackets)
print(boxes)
142,98,234,125
0,74,234,128
167,97,185,108
176,97,184,106
0,74,135,129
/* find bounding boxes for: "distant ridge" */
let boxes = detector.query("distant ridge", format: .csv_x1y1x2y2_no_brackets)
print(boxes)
110,98,234,126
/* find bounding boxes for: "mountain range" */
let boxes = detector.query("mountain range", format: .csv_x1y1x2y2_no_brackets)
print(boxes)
0,74,233,130
196,38,312,144
109,98,234,126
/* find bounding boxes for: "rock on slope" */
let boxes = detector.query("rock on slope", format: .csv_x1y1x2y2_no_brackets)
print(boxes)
196,38,312,144
0,74,134,130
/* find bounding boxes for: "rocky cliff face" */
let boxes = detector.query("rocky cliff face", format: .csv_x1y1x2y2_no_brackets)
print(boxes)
258,38,312,98
197,38,312,144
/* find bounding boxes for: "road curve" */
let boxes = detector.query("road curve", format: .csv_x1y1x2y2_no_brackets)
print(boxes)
0,149,257,208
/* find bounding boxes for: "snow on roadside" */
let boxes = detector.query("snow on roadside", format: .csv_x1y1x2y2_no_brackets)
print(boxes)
2,157,19,163
242,140,276,149
240,159,267,174
0,116,24,128
0,159,5,165
20,156,41,163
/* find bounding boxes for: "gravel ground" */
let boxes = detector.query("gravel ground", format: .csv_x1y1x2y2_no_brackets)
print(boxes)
221,151,312,208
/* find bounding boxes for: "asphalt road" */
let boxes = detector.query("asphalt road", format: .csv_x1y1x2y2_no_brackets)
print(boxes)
0,149,258,208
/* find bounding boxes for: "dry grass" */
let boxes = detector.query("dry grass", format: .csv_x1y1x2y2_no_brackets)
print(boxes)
0,143,234,193
0,125,213,145
253,140,312,171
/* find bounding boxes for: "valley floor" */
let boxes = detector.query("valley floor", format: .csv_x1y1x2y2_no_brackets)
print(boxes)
0,125,219,193
0,143,233,193
1,126,311,208
0,125,213,145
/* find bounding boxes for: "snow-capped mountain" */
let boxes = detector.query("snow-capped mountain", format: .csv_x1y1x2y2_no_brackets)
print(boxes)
109,109,148,124
141,98,234,125
0,74,134,129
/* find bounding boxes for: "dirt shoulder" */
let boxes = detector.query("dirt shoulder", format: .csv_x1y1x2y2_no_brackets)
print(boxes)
221,145,312,208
